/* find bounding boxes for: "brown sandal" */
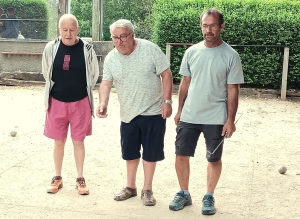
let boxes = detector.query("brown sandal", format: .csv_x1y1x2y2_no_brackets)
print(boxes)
114,187,137,201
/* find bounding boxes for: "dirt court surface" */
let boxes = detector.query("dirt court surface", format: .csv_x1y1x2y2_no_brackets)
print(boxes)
0,85,299,219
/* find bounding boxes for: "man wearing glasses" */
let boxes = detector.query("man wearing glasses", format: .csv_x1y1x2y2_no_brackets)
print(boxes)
169,8,244,215
97,19,173,206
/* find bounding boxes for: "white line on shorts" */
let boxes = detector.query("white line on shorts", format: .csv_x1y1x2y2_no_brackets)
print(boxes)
207,112,243,155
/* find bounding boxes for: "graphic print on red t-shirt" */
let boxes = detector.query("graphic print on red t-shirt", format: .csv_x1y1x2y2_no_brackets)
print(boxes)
63,55,70,70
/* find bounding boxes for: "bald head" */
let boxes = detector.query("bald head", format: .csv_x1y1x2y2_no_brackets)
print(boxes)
58,14,79,28
58,14,80,46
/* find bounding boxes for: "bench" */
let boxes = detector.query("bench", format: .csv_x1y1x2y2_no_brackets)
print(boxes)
1,52,42,57
1,52,103,60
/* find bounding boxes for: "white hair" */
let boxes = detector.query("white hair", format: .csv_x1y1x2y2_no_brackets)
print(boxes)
109,19,134,34
58,14,79,28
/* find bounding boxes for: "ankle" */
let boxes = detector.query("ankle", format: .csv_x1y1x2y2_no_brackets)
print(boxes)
142,188,152,191
181,190,190,195
205,192,214,196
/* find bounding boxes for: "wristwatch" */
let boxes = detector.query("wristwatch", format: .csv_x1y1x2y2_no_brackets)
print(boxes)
163,99,173,105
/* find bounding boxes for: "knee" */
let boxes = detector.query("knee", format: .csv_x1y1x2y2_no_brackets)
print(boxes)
72,140,85,148
54,138,66,147
176,155,189,163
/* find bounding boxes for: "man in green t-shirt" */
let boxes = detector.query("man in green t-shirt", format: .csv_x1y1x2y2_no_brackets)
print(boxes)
169,8,244,215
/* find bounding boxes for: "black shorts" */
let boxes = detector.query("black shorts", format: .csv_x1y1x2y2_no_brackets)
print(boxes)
175,122,224,162
120,115,166,162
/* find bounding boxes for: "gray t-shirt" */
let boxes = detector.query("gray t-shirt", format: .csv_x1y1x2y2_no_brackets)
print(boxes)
180,41,244,124
103,38,170,123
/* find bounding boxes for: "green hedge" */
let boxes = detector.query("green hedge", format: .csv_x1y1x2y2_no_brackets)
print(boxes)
0,0,48,39
152,0,300,89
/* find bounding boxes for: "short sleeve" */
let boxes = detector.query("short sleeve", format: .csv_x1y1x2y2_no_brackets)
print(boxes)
102,55,113,81
227,55,244,84
152,44,170,75
179,49,191,77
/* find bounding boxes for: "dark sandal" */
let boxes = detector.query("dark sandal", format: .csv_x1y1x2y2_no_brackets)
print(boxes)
114,187,137,201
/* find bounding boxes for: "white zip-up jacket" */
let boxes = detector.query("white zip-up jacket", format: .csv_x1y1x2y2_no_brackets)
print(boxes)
42,37,99,116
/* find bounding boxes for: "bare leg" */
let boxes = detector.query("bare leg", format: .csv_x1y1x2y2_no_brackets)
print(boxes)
72,139,85,178
175,155,190,190
126,159,140,188
142,160,156,190
53,138,67,176
207,159,222,193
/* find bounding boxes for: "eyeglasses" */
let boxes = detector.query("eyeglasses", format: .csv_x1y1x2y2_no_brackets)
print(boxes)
111,32,132,42
201,24,220,30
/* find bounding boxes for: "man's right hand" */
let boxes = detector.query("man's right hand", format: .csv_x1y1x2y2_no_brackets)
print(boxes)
174,111,181,126
96,104,108,118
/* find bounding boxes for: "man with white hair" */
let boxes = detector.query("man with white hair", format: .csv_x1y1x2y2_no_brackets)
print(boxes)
97,19,173,206
42,14,99,195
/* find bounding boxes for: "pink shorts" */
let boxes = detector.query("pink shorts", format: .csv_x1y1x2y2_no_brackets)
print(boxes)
44,96,92,141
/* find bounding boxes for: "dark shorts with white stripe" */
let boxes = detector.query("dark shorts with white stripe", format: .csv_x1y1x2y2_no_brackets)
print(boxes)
175,122,224,162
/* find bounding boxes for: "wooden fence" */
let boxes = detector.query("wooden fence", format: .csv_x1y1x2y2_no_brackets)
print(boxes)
166,43,290,101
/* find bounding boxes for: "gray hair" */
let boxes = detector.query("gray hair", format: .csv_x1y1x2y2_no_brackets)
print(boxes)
109,19,134,34
58,14,79,28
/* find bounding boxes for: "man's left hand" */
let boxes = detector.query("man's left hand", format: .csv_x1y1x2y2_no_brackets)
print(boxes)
222,120,236,138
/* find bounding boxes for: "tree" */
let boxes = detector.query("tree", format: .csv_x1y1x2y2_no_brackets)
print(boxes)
71,0,92,37
71,0,154,39
103,0,154,40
